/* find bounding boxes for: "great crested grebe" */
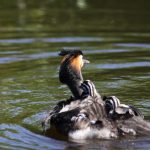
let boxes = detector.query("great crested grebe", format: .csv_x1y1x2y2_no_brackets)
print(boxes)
59,50,89,99
43,50,150,139
43,50,111,138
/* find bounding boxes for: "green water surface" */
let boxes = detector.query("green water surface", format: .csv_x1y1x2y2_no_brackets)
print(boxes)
0,0,150,150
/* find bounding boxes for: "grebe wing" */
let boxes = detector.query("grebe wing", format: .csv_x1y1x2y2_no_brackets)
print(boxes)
129,105,144,119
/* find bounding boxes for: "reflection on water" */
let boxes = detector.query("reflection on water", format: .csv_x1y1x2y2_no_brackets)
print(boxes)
0,124,66,150
0,0,150,150
1,124,150,150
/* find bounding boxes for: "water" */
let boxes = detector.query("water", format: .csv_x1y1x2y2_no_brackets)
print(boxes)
0,0,150,149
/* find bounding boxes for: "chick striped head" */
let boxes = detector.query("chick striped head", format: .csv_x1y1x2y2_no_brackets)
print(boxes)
80,80,98,98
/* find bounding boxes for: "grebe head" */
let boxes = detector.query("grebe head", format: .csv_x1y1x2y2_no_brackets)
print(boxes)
80,80,100,98
59,50,89,99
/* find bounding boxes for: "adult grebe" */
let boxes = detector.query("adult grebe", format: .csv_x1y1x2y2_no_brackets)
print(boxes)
43,50,150,139
43,50,112,138
59,50,89,99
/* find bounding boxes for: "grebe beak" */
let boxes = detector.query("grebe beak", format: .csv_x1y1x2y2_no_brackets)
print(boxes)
83,58,90,64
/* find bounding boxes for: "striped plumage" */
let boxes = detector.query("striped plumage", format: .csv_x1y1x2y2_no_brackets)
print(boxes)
103,96,144,120
104,96,120,114
80,80,100,98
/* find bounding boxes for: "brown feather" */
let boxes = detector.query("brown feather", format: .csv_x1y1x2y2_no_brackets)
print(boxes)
70,55,83,73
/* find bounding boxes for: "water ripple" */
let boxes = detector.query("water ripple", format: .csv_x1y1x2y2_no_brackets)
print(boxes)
0,49,130,64
84,49,129,54
96,61,150,69
0,51,22,55
0,37,102,44
0,52,57,64
116,43,150,48
0,49,129,64
0,124,66,150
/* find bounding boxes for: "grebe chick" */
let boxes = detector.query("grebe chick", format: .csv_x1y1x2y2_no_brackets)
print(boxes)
59,50,89,99
103,96,144,120
103,96,150,136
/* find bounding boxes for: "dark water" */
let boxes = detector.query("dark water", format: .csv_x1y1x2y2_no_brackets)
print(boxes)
0,0,150,149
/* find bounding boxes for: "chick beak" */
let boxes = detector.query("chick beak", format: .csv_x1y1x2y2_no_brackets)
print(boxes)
83,58,90,64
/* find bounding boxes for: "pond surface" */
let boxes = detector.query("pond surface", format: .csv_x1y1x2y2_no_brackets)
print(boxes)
0,0,150,150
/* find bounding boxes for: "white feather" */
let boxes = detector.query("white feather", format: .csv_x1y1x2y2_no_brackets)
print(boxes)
69,127,117,140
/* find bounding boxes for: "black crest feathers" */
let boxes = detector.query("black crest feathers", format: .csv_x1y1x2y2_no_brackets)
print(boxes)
59,49,83,56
